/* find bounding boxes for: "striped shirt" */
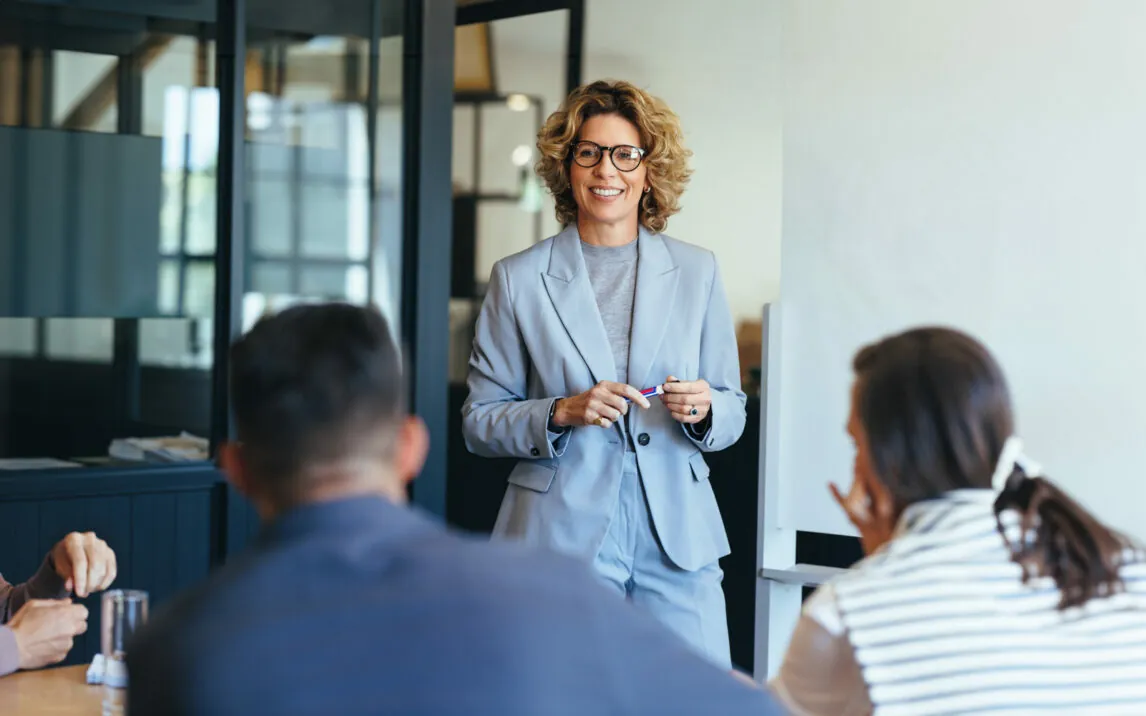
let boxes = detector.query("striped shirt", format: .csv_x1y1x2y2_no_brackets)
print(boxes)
772,489,1146,715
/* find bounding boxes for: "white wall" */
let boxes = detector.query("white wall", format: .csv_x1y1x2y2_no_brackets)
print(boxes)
777,0,1146,540
582,0,783,325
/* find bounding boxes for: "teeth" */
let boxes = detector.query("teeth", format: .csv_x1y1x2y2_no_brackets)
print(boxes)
591,188,622,197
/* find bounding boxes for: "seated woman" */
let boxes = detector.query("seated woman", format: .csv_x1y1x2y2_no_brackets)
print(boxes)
770,327,1146,715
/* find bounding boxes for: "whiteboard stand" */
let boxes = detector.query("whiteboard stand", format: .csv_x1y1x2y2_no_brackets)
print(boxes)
752,302,846,682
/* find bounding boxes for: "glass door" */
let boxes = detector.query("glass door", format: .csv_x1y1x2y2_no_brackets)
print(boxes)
447,2,582,531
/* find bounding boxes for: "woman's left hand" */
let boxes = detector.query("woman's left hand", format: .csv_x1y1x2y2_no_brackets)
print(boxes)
660,375,711,424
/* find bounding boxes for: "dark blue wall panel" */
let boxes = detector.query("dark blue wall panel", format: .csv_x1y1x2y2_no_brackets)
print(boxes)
0,467,224,666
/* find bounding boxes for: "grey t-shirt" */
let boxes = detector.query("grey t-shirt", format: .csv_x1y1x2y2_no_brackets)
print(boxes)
580,239,638,384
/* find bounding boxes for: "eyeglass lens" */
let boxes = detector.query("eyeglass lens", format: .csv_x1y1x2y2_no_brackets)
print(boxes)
572,142,643,172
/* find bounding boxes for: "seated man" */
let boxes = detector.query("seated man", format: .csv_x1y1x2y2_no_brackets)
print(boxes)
127,303,780,716
1,531,117,675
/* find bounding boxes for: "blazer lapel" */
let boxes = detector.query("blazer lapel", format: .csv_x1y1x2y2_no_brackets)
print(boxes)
542,226,618,385
628,229,679,390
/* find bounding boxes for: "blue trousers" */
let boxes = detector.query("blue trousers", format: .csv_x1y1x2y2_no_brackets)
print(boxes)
593,452,731,669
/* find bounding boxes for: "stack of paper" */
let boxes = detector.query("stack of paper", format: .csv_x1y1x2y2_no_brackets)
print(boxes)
108,432,208,462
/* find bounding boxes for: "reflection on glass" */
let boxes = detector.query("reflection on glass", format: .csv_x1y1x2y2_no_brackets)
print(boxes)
0,319,36,358
139,319,212,369
0,1,406,465
252,264,292,295
241,14,404,332
45,319,113,362
160,86,218,305
52,52,118,133
477,103,538,195
184,263,216,318
250,176,292,257
448,10,568,398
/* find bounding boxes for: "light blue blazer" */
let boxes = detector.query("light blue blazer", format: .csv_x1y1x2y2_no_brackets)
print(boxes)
462,226,747,572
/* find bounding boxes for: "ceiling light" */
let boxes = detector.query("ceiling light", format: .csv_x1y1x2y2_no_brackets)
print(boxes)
511,145,532,167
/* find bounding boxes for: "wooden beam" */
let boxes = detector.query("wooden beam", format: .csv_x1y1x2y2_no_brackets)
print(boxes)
59,35,174,131
0,47,19,126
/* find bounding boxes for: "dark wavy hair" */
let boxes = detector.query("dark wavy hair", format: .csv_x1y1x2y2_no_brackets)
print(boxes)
852,326,1129,610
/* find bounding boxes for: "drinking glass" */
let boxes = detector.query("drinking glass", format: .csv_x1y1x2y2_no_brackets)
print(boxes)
101,589,148,715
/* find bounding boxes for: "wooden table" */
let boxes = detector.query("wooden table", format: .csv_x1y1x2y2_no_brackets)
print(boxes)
0,665,103,714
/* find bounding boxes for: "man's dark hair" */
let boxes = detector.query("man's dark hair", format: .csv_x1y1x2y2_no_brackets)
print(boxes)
229,303,405,502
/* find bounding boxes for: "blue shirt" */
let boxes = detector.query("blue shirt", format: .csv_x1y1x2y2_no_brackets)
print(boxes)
128,495,780,716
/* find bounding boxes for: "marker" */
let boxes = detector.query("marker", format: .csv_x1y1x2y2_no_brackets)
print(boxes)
626,385,664,403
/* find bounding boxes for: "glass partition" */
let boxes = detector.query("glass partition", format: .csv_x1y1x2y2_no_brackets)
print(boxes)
241,1,404,336
0,5,219,466
448,11,569,385
446,9,570,531
0,0,406,469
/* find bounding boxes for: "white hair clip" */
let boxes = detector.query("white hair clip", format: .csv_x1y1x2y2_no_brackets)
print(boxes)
991,436,1044,491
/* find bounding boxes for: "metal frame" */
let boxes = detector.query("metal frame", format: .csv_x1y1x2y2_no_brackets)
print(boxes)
112,45,144,434
212,0,251,558
456,0,573,26
752,302,845,681
210,0,247,453
400,0,456,517
565,0,583,94
453,0,583,95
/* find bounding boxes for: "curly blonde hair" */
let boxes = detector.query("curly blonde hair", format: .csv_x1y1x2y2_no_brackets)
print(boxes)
535,80,692,234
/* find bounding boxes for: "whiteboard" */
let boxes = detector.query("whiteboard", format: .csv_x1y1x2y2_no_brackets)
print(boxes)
777,0,1146,539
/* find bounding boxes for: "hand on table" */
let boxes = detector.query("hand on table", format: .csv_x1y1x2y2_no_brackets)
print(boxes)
553,381,651,429
660,376,712,425
9,600,88,670
51,532,117,598
829,471,896,555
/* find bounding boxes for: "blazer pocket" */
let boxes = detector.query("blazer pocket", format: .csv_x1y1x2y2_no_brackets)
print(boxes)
507,462,557,493
688,451,711,482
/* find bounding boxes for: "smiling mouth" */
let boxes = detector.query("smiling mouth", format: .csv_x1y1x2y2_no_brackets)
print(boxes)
590,187,623,197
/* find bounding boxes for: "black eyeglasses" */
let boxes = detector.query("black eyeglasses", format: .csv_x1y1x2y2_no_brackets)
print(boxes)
569,141,646,172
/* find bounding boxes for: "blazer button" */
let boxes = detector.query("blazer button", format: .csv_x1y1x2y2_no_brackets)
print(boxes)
637,433,651,447
530,447,541,457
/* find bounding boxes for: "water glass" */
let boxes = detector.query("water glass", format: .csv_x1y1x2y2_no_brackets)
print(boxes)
101,590,148,715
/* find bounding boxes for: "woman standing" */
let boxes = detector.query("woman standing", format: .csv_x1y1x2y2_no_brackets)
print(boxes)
462,80,745,667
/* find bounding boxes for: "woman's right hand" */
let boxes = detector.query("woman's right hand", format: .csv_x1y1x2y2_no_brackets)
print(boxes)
553,381,651,429
829,471,896,556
